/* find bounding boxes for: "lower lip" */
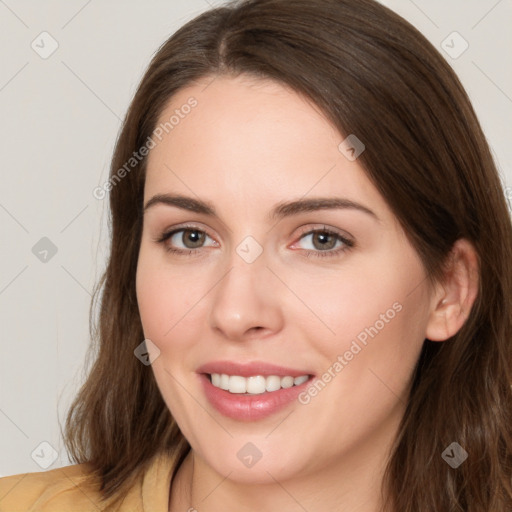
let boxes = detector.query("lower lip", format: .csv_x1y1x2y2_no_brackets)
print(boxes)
199,373,313,421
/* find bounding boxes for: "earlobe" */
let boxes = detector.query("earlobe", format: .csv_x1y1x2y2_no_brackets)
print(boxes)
424,238,480,342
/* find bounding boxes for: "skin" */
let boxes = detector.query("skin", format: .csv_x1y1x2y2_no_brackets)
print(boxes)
135,74,479,512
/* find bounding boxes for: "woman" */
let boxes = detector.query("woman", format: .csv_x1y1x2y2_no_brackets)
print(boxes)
1,0,511,510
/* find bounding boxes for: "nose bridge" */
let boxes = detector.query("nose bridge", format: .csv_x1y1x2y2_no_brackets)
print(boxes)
209,242,283,339
220,231,268,296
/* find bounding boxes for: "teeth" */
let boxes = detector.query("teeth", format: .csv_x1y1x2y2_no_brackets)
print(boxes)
281,376,294,388
266,375,281,392
247,375,266,394
294,375,309,386
220,374,230,390
229,375,246,393
209,373,310,394
211,373,221,387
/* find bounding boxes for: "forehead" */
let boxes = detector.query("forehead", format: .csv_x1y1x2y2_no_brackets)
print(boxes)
144,74,390,223
150,74,340,163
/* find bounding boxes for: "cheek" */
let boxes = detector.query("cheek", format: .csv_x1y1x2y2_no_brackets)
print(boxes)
329,290,427,412
288,251,428,377
285,260,403,348
135,249,211,347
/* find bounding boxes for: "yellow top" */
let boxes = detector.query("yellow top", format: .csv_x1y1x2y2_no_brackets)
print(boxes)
0,450,181,512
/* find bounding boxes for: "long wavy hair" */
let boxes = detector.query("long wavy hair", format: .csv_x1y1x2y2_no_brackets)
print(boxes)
63,0,512,510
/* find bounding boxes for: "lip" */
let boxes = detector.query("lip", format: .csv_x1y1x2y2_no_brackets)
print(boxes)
196,360,315,421
196,360,313,378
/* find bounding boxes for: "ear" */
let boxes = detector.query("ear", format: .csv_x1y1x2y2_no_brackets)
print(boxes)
425,238,480,342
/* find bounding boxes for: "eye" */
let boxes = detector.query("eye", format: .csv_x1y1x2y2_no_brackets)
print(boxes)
155,225,217,255
293,227,354,259
155,224,354,259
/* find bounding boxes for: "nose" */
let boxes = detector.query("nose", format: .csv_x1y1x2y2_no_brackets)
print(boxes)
209,255,284,341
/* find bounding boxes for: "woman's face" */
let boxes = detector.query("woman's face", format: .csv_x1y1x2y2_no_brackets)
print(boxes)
136,74,435,483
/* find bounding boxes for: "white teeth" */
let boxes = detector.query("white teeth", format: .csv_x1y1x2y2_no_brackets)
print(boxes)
211,373,221,387
220,374,230,390
265,375,281,392
294,375,309,385
209,373,310,394
281,376,294,389
228,375,246,393
247,375,266,394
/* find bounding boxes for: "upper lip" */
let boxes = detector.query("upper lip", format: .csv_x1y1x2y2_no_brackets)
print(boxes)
197,360,314,378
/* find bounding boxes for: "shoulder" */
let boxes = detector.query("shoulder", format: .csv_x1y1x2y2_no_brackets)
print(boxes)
0,462,105,512
0,448,186,512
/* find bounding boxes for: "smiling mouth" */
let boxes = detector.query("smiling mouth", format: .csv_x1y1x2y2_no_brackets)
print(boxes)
206,373,312,394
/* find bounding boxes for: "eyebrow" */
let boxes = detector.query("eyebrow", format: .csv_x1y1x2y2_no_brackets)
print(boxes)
143,193,380,223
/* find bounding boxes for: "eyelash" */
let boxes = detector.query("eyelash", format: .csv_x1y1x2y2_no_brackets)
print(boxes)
154,224,355,259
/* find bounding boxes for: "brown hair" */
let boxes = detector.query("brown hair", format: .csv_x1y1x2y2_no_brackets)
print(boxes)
63,0,512,510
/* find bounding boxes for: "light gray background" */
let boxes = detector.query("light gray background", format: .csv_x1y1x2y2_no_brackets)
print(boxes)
0,0,511,476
